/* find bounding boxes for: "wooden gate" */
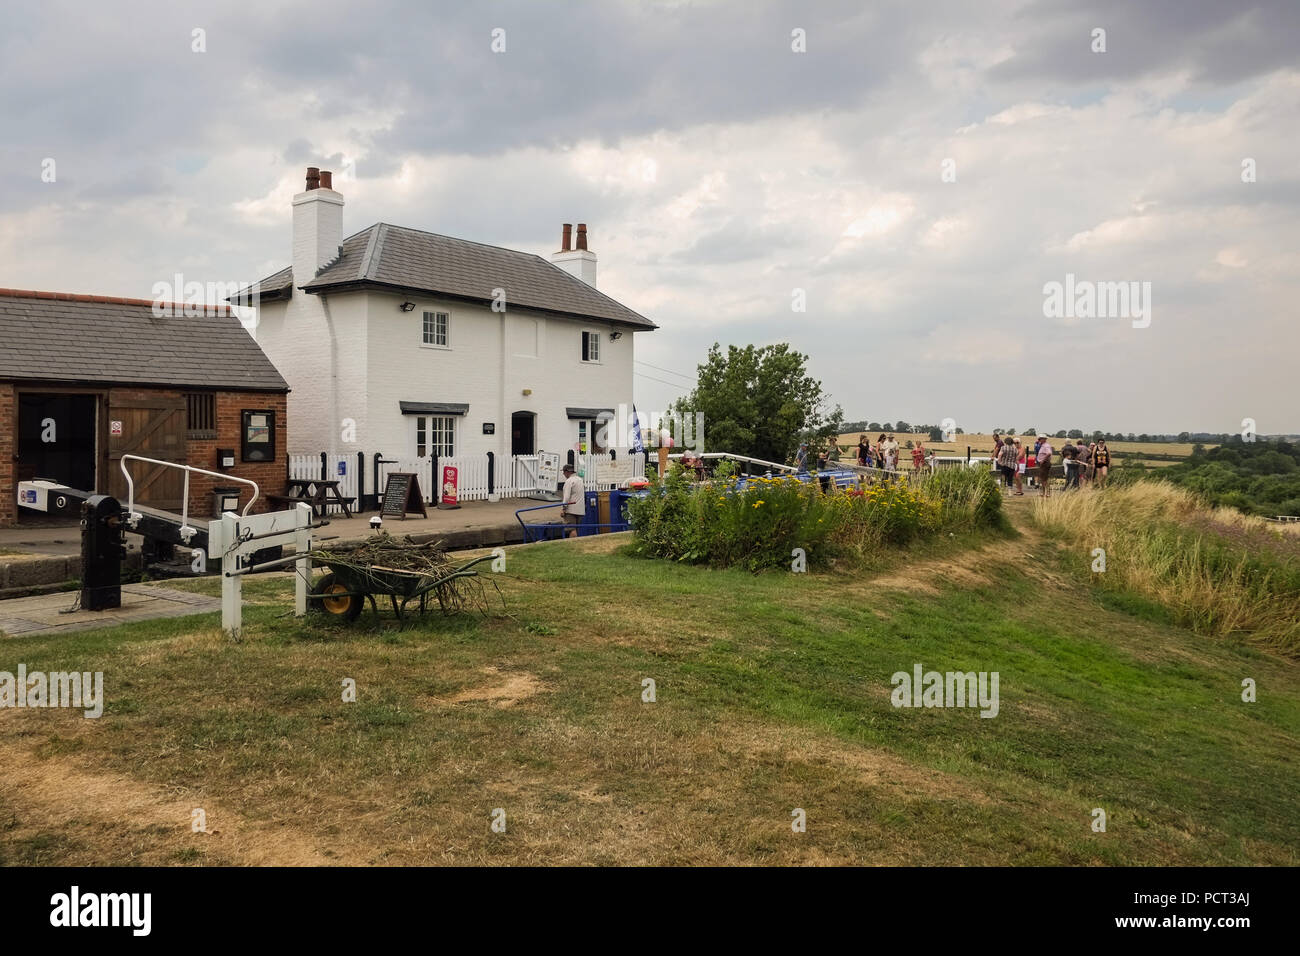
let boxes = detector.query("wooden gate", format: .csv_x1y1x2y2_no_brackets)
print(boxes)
107,395,186,510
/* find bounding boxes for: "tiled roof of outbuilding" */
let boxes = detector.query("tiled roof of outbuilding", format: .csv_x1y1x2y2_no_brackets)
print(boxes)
0,289,289,391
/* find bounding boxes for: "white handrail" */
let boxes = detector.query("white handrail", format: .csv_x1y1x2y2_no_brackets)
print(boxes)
119,454,261,542
666,452,798,473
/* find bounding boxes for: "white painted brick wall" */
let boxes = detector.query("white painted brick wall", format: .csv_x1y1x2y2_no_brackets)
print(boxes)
255,286,639,459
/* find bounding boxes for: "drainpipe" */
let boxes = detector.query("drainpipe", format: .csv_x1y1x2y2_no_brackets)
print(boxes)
499,307,507,489
320,292,339,460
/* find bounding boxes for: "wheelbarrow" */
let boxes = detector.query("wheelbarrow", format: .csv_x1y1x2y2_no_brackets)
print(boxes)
309,552,497,622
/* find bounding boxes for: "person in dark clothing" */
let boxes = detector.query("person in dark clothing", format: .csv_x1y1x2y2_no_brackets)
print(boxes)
1062,441,1081,489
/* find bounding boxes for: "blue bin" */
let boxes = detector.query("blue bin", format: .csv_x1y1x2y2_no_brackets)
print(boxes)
580,490,601,536
608,489,627,531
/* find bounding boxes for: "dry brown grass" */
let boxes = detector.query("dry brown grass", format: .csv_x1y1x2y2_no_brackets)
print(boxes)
1032,483,1300,652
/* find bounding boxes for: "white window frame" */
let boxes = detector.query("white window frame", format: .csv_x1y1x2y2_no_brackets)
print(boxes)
413,415,456,458
581,329,601,363
577,417,609,454
421,310,451,349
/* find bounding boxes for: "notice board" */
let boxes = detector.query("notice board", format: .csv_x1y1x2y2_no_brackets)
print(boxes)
381,472,428,519
537,452,561,486
597,456,635,487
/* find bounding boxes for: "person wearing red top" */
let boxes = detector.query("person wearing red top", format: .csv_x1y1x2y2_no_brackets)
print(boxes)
911,443,926,472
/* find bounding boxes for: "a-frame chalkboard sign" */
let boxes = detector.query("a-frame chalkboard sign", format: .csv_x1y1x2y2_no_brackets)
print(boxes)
380,472,428,519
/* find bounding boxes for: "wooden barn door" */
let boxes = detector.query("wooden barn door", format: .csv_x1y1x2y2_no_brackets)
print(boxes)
107,395,187,511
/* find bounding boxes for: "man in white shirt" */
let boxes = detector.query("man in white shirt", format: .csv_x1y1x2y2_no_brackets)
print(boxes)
561,463,586,538
883,435,900,472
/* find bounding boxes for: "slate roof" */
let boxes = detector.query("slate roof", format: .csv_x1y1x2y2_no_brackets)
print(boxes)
232,223,656,329
0,290,289,391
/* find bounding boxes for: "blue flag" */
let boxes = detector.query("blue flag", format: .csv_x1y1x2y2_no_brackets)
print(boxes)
630,405,645,454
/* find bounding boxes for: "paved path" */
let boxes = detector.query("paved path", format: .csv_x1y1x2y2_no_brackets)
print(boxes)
0,584,220,637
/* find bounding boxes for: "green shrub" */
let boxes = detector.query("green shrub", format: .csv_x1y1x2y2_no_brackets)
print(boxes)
915,468,1005,532
628,465,1003,572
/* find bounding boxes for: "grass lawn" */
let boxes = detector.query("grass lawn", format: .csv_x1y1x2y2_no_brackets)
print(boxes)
1,503,1297,865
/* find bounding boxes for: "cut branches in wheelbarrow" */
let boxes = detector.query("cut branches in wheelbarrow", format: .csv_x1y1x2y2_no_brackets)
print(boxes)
304,531,503,622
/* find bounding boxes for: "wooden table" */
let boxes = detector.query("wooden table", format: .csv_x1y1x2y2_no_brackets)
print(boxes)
267,479,355,518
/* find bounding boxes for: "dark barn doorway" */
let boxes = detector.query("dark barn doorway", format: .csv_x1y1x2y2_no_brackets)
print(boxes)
17,393,97,491
511,411,535,456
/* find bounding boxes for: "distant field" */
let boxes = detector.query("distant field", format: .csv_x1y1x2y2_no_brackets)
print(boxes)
836,432,1212,461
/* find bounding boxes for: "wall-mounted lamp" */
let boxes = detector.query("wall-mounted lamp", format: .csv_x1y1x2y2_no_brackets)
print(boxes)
399,301,416,312
609,330,623,341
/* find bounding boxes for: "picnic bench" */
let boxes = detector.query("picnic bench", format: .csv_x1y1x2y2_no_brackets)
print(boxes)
267,478,355,518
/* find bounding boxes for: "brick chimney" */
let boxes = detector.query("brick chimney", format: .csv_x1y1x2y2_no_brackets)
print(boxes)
550,221,597,287
292,166,343,288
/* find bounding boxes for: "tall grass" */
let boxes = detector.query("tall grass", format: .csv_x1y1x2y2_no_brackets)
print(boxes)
1033,482,1300,654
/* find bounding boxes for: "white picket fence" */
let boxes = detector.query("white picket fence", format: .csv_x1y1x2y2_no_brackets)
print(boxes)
288,451,646,512
287,454,362,515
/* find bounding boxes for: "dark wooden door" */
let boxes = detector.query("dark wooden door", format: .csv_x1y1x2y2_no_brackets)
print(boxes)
16,393,98,491
107,396,186,511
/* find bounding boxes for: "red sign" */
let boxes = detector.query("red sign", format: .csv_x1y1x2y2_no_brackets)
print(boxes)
440,466,459,506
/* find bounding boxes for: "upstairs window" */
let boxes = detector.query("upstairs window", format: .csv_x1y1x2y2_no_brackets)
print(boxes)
581,330,600,363
422,310,449,347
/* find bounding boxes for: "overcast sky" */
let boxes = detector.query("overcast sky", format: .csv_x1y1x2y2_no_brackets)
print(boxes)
2,0,1296,434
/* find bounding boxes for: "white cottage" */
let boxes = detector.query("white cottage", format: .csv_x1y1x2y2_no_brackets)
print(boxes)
233,167,655,464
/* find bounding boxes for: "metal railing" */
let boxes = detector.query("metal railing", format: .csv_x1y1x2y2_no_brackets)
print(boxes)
119,454,261,545
666,452,797,474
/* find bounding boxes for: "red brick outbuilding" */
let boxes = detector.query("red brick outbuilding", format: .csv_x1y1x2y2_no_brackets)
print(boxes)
0,289,289,527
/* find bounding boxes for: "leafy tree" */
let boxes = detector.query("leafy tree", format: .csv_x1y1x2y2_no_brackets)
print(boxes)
1054,430,1067,438
1068,429,1084,439
668,342,843,464
883,422,894,431
1177,432,1191,442
1022,427,1037,436
895,420,911,434
928,426,944,442
868,422,881,431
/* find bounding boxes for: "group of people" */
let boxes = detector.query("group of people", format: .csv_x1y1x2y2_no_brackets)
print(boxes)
795,434,933,475
853,434,931,474
992,434,1112,497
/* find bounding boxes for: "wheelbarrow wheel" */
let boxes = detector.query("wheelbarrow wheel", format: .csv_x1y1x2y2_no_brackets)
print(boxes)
310,573,364,622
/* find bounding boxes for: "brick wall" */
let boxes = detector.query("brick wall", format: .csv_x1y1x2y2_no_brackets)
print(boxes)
185,391,288,518
0,385,288,528
0,383,15,527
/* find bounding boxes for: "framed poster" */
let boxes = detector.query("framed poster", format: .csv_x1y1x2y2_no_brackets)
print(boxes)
537,452,560,486
241,409,275,462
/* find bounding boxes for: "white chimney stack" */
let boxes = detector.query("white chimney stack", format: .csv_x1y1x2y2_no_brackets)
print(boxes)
550,222,597,287
292,166,344,290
